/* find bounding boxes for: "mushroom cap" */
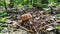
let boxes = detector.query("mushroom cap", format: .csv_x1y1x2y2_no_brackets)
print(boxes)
21,13,32,21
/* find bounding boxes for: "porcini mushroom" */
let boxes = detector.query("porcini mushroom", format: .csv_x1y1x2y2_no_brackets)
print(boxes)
21,13,32,21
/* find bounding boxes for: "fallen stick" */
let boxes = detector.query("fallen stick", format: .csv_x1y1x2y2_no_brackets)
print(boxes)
33,26,39,34
12,21,29,31
16,23,29,31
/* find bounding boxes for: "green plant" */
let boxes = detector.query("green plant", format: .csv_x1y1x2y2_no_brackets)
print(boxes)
0,11,7,16
0,17,9,22
54,26,60,29
0,11,10,22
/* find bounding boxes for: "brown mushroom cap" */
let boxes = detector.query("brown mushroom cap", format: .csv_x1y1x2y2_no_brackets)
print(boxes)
21,13,32,21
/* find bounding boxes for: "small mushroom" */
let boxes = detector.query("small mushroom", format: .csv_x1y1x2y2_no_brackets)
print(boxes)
21,13,32,21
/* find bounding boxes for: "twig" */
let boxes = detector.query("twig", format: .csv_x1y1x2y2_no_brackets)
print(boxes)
16,23,28,31
33,26,39,34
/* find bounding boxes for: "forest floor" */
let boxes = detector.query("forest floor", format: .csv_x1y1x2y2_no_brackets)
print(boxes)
0,7,60,34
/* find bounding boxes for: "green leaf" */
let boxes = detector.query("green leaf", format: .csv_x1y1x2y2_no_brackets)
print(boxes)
0,16,10,22
0,26,3,29
1,24,7,27
0,11,7,16
0,33,2,34
54,26,60,29
0,18,6,22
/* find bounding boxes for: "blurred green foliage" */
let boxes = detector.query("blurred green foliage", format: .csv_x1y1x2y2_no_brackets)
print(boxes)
0,17,9,22
0,11,10,22
54,26,60,29
0,0,60,8
0,11,10,30
0,11,7,16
